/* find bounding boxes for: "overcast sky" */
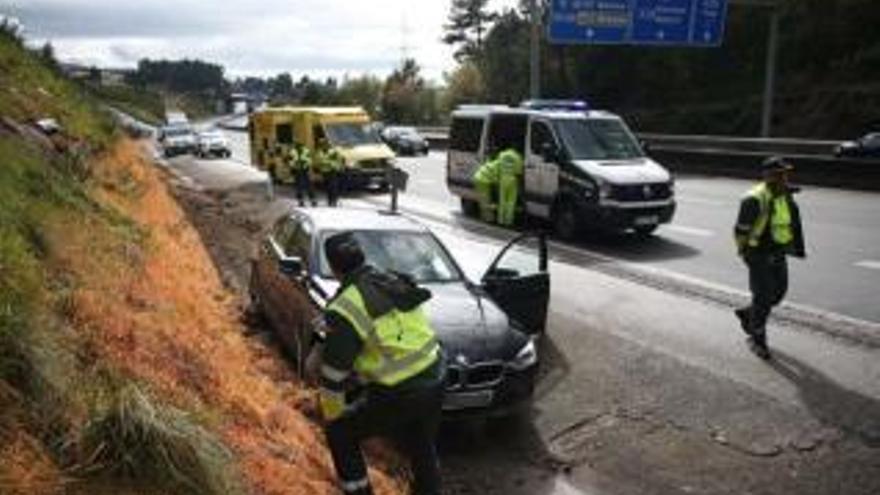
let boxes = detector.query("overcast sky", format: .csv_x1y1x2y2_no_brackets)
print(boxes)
9,0,519,82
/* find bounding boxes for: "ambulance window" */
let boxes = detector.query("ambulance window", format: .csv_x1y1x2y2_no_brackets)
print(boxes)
276,123,294,145
530,121,556,155
450,118,483,152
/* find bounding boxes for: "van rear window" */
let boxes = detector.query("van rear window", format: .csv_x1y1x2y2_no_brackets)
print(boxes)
450,118,483,152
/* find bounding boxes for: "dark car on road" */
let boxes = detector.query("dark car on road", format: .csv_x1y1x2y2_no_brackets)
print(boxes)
835,133,880,158
249,208,550,417
381,126,430,156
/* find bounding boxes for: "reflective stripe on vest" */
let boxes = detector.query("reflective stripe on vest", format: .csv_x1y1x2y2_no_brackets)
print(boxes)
328,286,439,386
747,183,794,248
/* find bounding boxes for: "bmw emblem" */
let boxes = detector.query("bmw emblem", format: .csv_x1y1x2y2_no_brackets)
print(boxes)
643,185,653,198
456,354,469,366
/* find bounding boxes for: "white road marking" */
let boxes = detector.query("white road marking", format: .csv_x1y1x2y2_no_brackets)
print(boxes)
855,260,880,271
663,224,716,237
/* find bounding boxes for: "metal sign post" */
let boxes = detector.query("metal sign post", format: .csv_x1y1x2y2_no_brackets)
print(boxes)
385,167,409,215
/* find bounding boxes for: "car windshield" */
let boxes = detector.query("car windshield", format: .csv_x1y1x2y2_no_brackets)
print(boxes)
324,122,382,148
394,127,419,137
319,230,462,283
164,127,192,137
862,133,880,147
554,118,644,161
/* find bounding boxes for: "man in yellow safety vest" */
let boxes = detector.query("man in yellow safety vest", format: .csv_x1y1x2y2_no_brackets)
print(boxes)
733,156,806,359
289,142,317,207
496,149,524,227
473,154,501,223
316,139,345,207
319,232,445,495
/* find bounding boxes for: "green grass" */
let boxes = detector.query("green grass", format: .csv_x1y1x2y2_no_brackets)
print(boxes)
92,85,165,126
0,37,115,147
0,37,243,495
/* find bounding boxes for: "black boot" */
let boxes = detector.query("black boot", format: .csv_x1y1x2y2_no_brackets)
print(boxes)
749,332,771,360
734,308,752,336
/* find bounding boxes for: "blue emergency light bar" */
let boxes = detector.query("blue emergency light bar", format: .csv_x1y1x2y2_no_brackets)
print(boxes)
520,99,590,112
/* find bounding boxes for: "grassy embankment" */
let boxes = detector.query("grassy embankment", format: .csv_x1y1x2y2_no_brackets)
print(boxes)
0,31,404,495
90,85,166,126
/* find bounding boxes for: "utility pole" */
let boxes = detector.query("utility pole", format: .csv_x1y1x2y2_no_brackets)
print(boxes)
731,0,781,137
529,0,541,99
761,8,780,137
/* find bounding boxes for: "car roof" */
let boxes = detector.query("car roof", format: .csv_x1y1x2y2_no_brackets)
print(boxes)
451,106,619,120
295,207,429,234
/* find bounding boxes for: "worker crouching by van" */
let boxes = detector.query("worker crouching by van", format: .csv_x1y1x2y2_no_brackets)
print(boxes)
473,155,500,223
496,149,524,227
317,139,345,207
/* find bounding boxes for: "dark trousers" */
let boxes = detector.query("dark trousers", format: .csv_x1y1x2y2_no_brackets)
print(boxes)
740,252,789,340
324,171,340,207
295,169,316,206
325,381,443,495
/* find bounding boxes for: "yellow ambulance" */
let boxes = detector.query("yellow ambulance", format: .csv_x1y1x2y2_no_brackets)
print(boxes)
248,106,395,189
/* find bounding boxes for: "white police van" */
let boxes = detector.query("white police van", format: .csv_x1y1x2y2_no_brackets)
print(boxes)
446,100,676,238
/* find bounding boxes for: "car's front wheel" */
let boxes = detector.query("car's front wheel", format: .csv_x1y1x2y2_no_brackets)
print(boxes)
634,224,659,237
461,198,480,218
553,200,581,241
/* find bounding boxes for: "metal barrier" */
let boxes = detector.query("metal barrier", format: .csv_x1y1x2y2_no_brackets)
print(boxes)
416,127,880,191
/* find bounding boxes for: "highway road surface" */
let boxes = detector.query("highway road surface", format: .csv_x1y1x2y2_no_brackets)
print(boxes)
157,128,880,495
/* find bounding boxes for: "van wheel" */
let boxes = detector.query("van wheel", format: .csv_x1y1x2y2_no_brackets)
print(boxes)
461,198,480,218
553,201,581,241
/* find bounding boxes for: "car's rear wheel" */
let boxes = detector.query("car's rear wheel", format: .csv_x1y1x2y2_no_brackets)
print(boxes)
246,267,268,328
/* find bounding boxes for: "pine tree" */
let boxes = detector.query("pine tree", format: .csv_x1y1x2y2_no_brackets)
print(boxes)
442,0,498,62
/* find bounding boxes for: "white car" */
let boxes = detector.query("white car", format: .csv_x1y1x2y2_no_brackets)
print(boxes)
159,124,197,158
196,130,231,159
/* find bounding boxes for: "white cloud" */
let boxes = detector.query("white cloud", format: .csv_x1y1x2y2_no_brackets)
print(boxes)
11,0,521,82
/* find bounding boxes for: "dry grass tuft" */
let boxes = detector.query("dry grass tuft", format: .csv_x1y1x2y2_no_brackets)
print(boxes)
75,385,239,495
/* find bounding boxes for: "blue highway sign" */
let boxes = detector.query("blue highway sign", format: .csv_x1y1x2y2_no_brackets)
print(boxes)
548,0,729,47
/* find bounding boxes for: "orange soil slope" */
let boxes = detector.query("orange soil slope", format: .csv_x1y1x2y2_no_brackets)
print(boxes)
55,139,404,495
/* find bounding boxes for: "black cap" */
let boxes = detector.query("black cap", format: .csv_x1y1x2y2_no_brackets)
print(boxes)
324,231,365,276
761,156,794,173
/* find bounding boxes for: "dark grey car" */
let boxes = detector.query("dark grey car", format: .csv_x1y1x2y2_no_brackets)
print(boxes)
248,207,550,416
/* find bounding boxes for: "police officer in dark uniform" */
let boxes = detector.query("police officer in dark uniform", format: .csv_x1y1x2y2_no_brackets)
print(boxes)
733,157,806,359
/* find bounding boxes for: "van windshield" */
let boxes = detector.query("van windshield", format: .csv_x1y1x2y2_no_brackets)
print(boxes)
324,123,382,148
554,118,644,161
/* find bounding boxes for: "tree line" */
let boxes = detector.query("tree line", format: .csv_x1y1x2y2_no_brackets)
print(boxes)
441,0,880,138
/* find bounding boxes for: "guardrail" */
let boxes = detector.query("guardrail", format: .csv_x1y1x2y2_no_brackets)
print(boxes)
649,147,880,191
416,127,880,191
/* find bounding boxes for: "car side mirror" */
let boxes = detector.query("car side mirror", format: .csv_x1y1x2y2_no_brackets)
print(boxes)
278,255,305,277
640,140,651,154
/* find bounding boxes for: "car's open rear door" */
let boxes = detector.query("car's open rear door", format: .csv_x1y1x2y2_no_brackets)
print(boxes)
481,233,550,334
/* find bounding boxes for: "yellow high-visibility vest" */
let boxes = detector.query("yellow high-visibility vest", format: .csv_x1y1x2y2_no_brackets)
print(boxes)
744,183,794,249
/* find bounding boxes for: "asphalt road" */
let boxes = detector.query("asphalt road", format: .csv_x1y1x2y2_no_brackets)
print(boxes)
390,151,880,325
160,131,880,495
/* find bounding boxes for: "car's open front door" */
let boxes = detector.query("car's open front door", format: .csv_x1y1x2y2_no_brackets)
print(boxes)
481,233,550,334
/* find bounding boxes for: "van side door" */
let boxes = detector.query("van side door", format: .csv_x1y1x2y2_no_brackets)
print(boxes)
447,117,486,193
525,119,561,219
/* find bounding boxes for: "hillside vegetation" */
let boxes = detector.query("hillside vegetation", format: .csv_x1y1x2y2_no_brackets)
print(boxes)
0,30,403,495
